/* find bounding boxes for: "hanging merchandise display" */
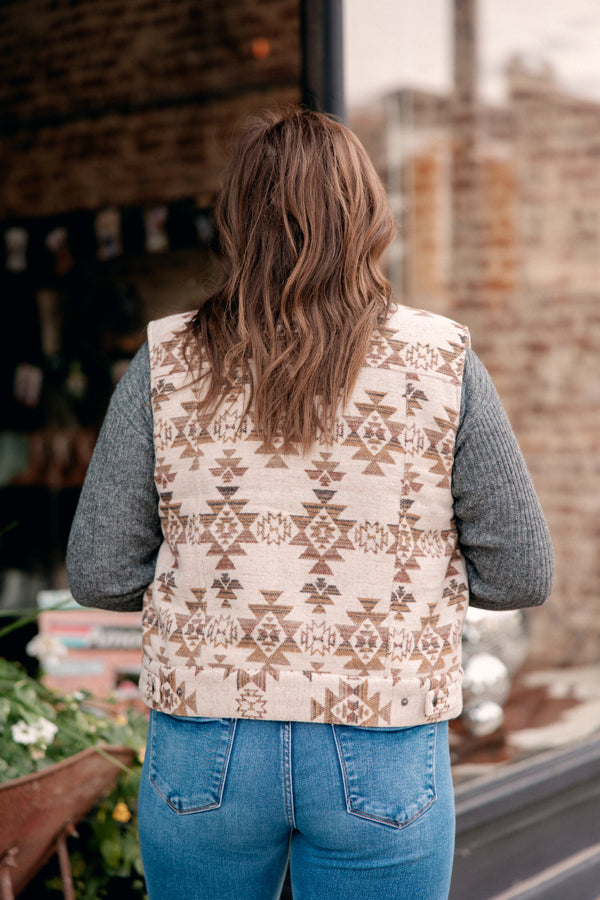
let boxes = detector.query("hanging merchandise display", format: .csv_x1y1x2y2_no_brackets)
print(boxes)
0,197,214,615
143,205,169,254
45,227,74,278
3,227,29,273
94,207,122,262
1,198,212,280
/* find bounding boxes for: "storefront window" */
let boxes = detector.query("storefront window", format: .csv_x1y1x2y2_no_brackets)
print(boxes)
0,211,215,616
344,0,600,761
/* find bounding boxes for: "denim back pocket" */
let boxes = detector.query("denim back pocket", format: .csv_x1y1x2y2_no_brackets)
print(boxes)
148,710,237,814
332,722,437,829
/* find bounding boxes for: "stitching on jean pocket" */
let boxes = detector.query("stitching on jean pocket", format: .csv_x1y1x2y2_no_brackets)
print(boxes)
332,722,437,829
148,711,237,814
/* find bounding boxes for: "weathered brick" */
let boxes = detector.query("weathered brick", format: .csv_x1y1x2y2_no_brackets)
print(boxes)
0,0,301,218
353,60,600,666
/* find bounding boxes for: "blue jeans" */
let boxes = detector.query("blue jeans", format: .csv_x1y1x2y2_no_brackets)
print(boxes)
138,712,455,900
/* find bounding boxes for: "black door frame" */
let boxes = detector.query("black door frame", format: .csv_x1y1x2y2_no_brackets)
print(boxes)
301,0,345,121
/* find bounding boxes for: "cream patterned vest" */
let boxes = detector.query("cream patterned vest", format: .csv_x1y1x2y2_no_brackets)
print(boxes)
140,305,470,727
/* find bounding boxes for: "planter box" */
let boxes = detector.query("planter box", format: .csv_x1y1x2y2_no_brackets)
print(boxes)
0,746,134,898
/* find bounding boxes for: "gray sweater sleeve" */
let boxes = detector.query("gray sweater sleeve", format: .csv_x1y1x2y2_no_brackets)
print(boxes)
66,344,553,612
66,343,160,611
453,349,553,609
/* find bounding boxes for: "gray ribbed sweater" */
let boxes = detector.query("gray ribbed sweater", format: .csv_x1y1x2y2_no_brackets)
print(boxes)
66,344,554,613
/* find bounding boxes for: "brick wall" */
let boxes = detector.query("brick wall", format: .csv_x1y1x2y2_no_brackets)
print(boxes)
0,0,302,217
353,61,600,666
463,68,600,665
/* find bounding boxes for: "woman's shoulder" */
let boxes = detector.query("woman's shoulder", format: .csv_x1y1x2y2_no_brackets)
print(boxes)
377,304,471,377
386,302,469,344
147,310,195,346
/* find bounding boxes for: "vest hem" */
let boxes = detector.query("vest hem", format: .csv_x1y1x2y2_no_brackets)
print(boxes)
138,663,463,728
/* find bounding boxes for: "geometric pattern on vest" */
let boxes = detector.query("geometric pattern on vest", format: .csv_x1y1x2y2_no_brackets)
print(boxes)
140,305,470,727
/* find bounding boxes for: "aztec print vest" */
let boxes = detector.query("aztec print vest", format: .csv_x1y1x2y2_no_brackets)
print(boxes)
140,305,471,727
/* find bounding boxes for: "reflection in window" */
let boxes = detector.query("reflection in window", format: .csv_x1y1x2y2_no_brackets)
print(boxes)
346,0,600,301
345,0,600,758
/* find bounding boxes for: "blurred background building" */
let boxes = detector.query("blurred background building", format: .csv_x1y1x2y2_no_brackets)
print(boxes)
348,0,600,670
0,0,599,684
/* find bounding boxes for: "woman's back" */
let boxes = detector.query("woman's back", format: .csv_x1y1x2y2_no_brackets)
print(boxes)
142,303,470,726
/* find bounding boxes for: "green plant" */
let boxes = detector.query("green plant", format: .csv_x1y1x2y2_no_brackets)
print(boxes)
46,762,147,900
0,657,148,898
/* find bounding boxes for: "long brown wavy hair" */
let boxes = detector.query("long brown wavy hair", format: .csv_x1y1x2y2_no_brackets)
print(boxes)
184,106,397,450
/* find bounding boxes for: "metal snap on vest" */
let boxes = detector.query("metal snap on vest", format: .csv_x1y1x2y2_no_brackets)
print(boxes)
176,688,183,696
432,696,438,707
401,697,408,706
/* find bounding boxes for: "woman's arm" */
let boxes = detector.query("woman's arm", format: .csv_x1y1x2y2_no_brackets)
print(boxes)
66,343,160,611
453,349,554,610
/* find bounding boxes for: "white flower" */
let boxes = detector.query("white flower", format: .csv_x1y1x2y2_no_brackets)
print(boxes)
34,717,59,745
11,717,58,747
26,634,68,667
11,720,39,745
